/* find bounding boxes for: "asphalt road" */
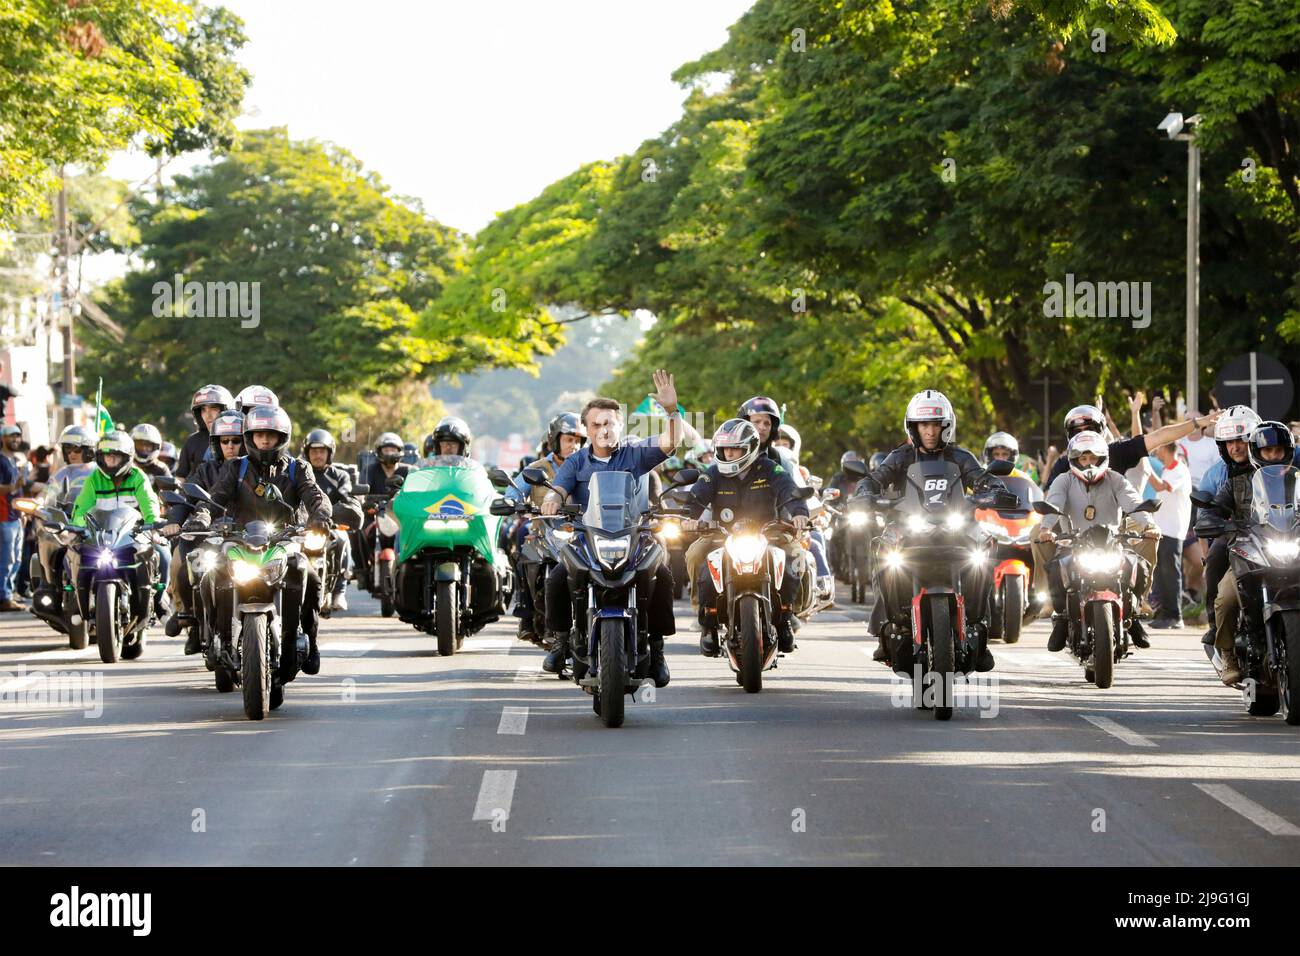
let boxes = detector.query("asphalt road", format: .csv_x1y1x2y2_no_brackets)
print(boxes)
2,586,1299,866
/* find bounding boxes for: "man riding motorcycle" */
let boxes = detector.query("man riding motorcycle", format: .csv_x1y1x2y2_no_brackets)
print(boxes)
858,389,1003,671
1205,421,1296,685
175,384,235,480
984,432,1032,478
163,409,245,651
504,412,586,645
1038,432,1158,652
183,406,332,675
422,416,473,461
540,371,684,687
131,423,172,485
303,427,362,612
679,419,810,657
235,384,279,417
159,441,178,472
31,425,98,613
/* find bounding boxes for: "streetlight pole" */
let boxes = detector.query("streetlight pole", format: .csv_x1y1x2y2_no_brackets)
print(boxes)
1159,112,1201,413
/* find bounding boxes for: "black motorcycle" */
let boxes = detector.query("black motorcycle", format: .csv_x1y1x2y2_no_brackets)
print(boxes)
1194,465,1300,724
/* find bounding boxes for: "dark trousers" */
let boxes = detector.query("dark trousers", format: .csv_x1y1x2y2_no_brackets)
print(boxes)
1152,534,1184,622
545,562,676,639
1203,536,1229,626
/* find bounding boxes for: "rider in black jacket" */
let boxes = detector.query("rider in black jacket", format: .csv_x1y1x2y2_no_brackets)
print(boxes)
303,428,362,612
174,384,235,481
184,406,332,673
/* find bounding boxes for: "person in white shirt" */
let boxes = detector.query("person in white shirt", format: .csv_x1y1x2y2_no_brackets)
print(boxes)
1178,410,1219,486
1144,441,1191,627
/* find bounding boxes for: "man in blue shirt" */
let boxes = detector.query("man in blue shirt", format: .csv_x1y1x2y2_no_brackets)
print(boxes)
541,370,684,684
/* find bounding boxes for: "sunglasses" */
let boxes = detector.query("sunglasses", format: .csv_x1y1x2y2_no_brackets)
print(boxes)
219,438,242,446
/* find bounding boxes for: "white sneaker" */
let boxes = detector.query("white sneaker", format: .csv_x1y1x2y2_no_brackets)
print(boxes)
331,592,348,612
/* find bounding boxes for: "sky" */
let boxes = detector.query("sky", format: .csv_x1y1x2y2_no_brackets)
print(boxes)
108,0,754,236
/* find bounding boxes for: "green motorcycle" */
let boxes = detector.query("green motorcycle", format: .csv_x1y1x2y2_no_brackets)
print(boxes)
390,455,514,655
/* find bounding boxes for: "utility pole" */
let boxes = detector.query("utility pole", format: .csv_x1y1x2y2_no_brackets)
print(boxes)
55,166,76,430
1185,132,1200,413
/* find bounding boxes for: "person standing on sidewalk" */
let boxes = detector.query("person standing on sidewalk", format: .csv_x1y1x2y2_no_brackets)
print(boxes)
1144,441,1192,628
0,424,27,610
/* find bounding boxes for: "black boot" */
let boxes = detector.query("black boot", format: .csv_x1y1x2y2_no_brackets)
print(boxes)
1048,613,1068,652
699,627,719,657
183,625,202,656
542,632,569,674
165,611,187,638
872,632,890,664
649,637,670,688
1129,618,1150,649
778,614,795,653
975,627,996,672
302,632,321,674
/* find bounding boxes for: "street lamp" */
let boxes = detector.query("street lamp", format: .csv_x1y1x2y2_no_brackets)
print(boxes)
1159,111,1202,412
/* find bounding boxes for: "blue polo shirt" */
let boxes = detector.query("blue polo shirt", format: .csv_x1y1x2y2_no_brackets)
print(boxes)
550,437,668,508
1198,450,1300,494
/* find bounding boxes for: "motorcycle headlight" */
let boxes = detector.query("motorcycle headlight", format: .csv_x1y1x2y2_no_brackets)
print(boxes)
303,529,329,552
726,534,766,566
424,518,469,532
262,557,287,584
907,515,933,534
231,559,261,584
1079,549,1122,573
96,550,117,569
847,512,869,528
659,520,681,541
594,536,630,569
967,548,987,567
1266,539,1300,562
883,549,904,570
377,512,400,538
944,512,966,531
192,550,218,573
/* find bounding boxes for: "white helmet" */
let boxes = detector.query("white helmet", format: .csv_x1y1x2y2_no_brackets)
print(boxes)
776,423,801,461
983,431,1019,465
904,390,955,448
712,419,761,476
130,423,163,463
1066,431,1109,484
235,385,279,415
1214,404,1260,464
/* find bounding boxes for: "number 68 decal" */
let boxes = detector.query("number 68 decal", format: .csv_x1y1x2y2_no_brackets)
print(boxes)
923,478,948,492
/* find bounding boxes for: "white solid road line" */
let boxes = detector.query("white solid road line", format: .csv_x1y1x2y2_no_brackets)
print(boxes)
1081,714,1157,748
497,706,529,735
472,770,518,822
1195,784,1300,836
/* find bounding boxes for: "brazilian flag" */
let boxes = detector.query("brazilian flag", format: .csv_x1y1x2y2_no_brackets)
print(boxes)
94,378,114,434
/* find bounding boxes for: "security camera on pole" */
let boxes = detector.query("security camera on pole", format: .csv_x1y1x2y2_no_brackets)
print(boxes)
1158,111,1202,412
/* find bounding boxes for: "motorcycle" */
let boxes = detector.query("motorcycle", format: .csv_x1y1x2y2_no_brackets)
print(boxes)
14,497,86,645
826,490,878,605
974,471,1044,644
1193,466,1300,723
389,456,513,655
361,486,400,617
1033,499,1158,688
858,458,1018,719
505,467,670,728
180,482,318,719
35,501,167,663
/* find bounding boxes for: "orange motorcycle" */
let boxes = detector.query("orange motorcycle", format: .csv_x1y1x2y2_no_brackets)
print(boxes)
974,472,1043,644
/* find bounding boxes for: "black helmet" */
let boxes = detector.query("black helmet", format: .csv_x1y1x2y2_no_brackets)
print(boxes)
375,432,404,464
427,416,473,457
738,396,782,439
302,428,336,464
243,405,292,467
547,412,586,458
869,451,887,470
1247,421,1296,471
208,410,245,457
840,451,862,468
190,384,235,431
95,430,135,480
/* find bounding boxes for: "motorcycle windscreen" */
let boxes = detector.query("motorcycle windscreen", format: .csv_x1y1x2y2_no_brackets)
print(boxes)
998,475,1043,510
583,471,644,532
89,502,141,547
1250,465,1300,533
901,459,965,515
392,457,505,565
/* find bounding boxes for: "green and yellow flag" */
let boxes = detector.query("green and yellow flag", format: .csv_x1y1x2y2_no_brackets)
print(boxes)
94,378,114,435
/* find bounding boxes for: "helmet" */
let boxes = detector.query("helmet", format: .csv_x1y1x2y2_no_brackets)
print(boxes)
428,416,473,457
983,431,1019,465
243,405,292,467
869,451,887,470
1214,405,1261,464
712,418,761,476
1066,431,1109,484
208,410,245,456
302,428,336,464
547,412,587,458
904,390,956,448
95,430,135,480
1063,404,1105,439
1247,421,1295,471
130,423,163,463
190,384,235,430
159,441,177,466
776,423,801,460
57,424,96,461
738,396,782,438
235,385,279,415
401,442,418,464
375,432,404,464
840,451,862,468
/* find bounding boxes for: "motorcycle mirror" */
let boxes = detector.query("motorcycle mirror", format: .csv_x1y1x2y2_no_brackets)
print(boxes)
1128,499,1161,514
794,486,816,500
1033,500,1062,516
489,498,517,516
183,482,218,505
152,474,177,490
487,467,512,488
842,459,869,480
353,483,370,495
385,474,405,491
986,458,1015,477
1189,490,1214,508
161,491,189,506
672,467,700,486
520,467,550,488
